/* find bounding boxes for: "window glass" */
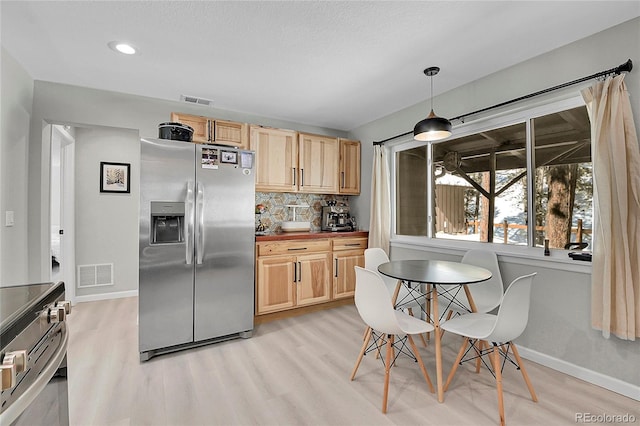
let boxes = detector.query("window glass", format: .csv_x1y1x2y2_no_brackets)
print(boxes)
533,105,592,249
432,122,528,244
393,101,592,250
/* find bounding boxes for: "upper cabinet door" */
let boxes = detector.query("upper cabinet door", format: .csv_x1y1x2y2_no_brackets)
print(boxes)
213,119,248,150
339,139,361,195
170,112,210,143
250,126,298,192
298,133,339,194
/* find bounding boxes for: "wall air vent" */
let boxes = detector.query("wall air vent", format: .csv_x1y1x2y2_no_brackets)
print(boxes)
180,94,214,107
77,263,114,288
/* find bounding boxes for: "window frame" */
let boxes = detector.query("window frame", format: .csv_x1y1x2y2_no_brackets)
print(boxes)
388,94,592,269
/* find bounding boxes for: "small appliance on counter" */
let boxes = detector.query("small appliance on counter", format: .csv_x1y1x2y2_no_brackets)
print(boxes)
321,200,353,232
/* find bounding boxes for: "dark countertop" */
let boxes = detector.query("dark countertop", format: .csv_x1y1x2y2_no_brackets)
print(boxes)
255,230,369,242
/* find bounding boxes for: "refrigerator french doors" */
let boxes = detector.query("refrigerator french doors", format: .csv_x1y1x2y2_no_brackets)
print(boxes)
139,138,255,360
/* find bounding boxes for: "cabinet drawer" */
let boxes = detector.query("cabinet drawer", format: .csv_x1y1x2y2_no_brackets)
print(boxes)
332,237,368,251
257,239,331,256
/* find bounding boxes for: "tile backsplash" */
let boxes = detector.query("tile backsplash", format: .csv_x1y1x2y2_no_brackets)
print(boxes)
255,192,350,233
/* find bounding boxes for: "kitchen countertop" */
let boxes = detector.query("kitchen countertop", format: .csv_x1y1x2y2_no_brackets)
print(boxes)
255,230,368,242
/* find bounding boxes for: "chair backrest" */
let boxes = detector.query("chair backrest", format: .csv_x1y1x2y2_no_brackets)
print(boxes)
354,266,403,335
486,272,537,344
461,249,504,312
364,248,398,295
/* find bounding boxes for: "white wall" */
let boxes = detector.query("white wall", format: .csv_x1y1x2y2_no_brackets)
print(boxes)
74,126,139,298
347,18,640,394
1,47,33,285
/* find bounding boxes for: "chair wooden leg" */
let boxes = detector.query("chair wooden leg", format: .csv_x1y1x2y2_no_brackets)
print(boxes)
491,345,506,426
444,336,468,391
439,310,454,340
382,335,394,414
408,308,428,347
350,327,372,381
475,340,485,373
407,334,435,393
362,326,370,341
510,343,538,402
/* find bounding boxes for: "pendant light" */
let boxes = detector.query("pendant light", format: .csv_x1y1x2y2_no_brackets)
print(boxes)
413,66,452,141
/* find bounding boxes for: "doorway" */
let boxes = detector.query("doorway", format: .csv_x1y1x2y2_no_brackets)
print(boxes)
50,124,76,303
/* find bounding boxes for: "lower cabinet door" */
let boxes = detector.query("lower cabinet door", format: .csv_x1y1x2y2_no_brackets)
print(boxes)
257,255,296,314
296,252,332,306
333,249,364,299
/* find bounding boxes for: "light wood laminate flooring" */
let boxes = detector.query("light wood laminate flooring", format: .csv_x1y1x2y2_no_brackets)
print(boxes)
67,297,637,425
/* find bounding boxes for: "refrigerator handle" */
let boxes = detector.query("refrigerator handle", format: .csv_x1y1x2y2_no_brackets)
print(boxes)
185,181,195,265
196,181,205,265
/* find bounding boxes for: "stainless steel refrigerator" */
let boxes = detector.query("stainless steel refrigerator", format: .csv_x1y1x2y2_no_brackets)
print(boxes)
139,138,255,361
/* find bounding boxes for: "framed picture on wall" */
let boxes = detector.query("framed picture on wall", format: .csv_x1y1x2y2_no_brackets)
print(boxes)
100,162,131,193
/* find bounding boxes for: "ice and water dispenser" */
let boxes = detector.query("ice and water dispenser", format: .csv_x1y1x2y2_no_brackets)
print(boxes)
150,201,185,244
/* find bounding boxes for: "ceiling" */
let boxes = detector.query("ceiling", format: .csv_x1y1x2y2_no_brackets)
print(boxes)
2,1,638,131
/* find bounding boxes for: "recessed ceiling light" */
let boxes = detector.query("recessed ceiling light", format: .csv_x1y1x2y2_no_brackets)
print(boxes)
108,41,137,55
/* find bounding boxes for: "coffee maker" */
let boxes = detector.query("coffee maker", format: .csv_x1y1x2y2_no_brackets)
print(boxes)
321,201,353,232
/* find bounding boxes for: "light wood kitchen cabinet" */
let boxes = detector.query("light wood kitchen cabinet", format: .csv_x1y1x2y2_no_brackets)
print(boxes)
256,239,331,315
332,237,367,299
296,252,332,306
250,127,349,194
338,138,361,195
170,112,248,149
256,255,296,314
250,126,298,192
212,119,248,148
298,133,339,194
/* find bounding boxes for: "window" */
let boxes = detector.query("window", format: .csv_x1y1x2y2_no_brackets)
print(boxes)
393,99,592,251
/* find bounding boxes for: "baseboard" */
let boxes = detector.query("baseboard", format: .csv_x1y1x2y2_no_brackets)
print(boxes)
74,290,138,303
517,345,640,401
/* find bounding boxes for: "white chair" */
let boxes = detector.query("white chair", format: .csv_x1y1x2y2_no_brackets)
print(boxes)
365,248,428,345
441,273,538,426
439,249,504,317
350,267,435,413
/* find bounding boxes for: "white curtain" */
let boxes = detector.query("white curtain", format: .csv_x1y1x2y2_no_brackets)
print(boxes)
368,144,391,254
582,74,640,340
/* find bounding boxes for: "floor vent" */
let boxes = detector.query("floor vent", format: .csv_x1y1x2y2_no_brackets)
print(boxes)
77,263,114,288
180,94,214,107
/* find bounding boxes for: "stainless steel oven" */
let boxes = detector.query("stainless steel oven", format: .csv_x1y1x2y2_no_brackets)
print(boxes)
1,282,70,425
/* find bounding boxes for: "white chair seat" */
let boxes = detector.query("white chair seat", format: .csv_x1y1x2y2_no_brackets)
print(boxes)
440,313,495,339
395,311,434,336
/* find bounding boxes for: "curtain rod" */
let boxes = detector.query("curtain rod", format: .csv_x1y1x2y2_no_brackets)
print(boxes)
372,58,633,146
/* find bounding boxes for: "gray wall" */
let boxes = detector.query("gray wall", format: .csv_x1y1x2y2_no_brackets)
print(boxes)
24,77,346,292
74,126,140,297
1,47,33,286
347,18,640,391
